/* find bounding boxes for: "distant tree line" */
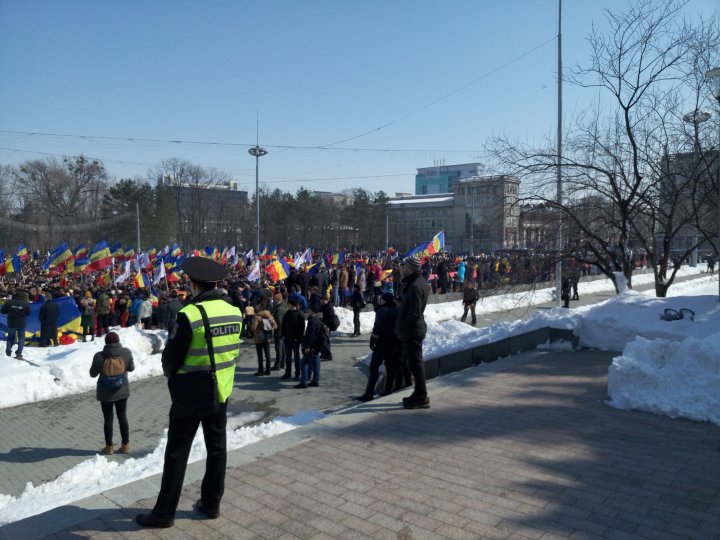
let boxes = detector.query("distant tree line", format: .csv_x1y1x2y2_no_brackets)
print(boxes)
0,156,397,254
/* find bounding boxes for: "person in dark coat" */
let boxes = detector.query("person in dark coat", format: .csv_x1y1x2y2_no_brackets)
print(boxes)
298,268,311,299
561,274,571,309
271,293,288,370
281,297,305,380
356,293,401,402
349,283,365,337
295,302,324,389
38,293,60,347
2,290,31,359
319,295,336,360
396,254,430,409
460,280,480,325
159,290,184,335
89,331,135,455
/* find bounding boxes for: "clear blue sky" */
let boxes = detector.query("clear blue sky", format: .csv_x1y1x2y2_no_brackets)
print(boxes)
1,0,716,196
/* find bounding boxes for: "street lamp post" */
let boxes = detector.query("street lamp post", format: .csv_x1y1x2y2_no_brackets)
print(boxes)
682,109,711,267
248,145,268,252
706,67,720,301
135,201,141,253
121,202,141,252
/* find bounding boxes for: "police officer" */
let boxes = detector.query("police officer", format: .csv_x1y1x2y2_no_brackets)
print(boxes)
136,257,243,528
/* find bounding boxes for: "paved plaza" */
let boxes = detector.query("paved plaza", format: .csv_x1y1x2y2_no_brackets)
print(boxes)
2,275,719,539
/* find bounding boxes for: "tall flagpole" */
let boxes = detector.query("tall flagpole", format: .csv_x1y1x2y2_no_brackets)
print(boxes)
555,0,564,308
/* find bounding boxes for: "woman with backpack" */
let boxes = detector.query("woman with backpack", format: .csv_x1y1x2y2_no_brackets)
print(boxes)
89,331,135,455
251,307,277,376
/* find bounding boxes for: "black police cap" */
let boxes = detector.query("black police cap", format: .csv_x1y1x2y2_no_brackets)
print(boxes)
182,257,227,283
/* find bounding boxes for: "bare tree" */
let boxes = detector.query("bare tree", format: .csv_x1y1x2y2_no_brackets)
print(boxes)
11,155,109,248
488,0,719,296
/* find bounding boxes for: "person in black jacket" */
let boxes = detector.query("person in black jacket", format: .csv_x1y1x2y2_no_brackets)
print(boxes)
319,295,336,360
281,297,305,380
561,274,571,309
2,290,31,359
396,254,430,409
38,293,60,347
295,302,324,389
349,283,365,337
356,293,401,402
460,280,480,325
89,331,135,455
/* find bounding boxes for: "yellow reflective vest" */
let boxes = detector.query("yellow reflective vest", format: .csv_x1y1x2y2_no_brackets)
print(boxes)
177,299,243,403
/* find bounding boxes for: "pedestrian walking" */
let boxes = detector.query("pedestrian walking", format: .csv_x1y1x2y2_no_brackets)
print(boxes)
136,257,243,528
89,331,134,455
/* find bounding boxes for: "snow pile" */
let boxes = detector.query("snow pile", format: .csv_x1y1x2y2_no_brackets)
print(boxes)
608,331,720,424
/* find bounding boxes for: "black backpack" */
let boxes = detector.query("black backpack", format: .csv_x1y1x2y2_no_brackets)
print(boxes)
328,313,340,331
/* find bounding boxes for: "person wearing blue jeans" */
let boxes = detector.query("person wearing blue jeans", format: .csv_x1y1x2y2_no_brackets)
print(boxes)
2,290,31,359
294,302,324,389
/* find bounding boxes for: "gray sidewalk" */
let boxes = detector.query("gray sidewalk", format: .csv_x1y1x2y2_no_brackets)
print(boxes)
7,348,720,540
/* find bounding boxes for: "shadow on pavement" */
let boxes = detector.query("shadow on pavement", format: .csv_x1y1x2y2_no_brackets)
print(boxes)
0,447,98,463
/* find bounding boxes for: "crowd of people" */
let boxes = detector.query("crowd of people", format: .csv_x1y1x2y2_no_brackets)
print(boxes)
1,245,621,527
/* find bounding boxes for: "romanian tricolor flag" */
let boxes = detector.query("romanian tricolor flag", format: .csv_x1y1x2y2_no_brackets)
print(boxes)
124,246,136,260
166,266,182,283
15,245,29,262
44,242,73,270
147,246,157,260
89,240,112,271
265,245,278,260
98,271,112,287
170,243,182,258
72,258,89,274
330,250,345,266
203,245,218,259
133,271,150,289
426,231,444,255
73,244,88,259
266,258,290,282
110,242,123,260
149,286,159,308
0,249,5,276
0,296,82,341
5,255,21,274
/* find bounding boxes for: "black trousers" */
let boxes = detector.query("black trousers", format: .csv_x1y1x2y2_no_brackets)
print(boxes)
401,337,427,399
153,402,228,518
364,344,400,396
353,308,361,335
255,341,272,372
96,313,111,336
39,324,59,347
100,398,129,445
273,335,285,367
461,303,477,324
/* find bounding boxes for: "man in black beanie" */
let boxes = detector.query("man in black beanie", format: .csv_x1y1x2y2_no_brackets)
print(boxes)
396,253,430,409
